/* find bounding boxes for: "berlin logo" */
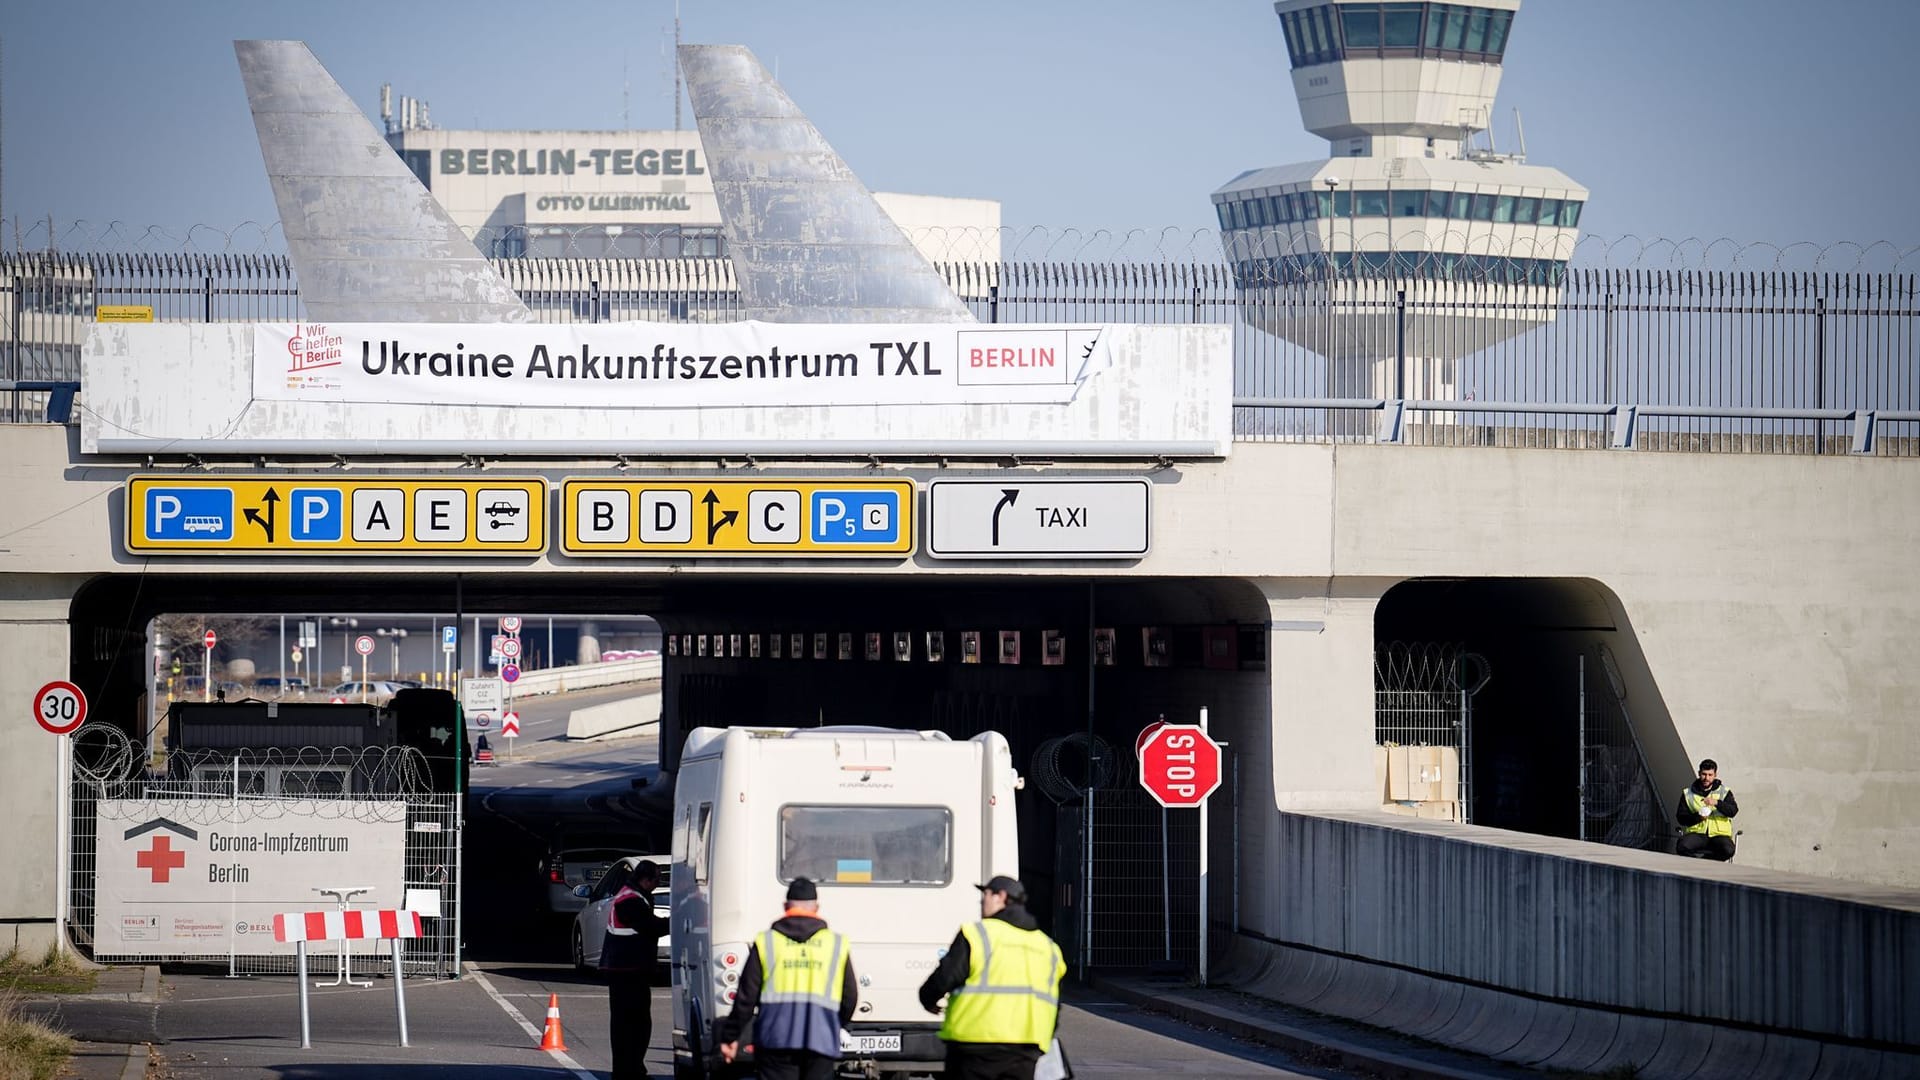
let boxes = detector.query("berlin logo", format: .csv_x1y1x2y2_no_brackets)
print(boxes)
125,818,199,884
286,322,345,373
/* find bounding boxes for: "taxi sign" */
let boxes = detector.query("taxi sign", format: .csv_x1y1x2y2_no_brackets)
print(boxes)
561,478,914,558
126,476,548,555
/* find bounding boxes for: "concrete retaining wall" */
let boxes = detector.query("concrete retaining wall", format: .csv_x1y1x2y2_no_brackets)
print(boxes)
566,693,661,740
1264,811,1920,1049
1213,933,1920,1079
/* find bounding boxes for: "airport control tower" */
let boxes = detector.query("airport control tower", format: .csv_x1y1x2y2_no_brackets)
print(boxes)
1214,0,1587,424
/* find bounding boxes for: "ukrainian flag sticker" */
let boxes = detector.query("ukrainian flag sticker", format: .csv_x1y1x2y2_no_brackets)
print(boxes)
836,859,874,883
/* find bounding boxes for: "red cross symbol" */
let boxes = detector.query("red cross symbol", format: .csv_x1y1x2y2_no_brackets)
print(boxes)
136,835,187,883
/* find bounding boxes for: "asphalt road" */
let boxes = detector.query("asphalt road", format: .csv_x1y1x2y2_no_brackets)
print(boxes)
147,961,1359,1079
138,685,1366,1077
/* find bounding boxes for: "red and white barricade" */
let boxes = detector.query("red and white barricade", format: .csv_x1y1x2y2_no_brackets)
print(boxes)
274,908,424,1049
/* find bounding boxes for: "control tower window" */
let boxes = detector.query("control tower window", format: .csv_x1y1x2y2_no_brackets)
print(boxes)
1469,193,1495,222
1512,196,1538,225
1393,190,1426,218
1383,4,1424,48
1356,190,1390,217
1492,194,1515,223
1342,6,1383,47
1282,4,1516,68
1485,8,1512,53
1426,190,1452,217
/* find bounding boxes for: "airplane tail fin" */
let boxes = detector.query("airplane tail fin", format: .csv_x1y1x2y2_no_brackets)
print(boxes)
234,40,531,323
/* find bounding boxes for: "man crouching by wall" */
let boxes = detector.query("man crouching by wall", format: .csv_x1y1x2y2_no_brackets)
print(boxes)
1676,758,1740,861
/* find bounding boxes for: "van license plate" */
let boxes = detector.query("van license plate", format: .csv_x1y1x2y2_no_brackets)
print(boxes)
840,1032,901,1053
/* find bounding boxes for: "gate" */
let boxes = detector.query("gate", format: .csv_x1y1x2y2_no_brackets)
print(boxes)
67,723,463,977
1577,645,1667,850
1375,642,1490,822
1037,733,1233,977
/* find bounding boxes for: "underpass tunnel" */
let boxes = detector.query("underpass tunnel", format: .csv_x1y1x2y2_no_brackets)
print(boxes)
64,570,1274,950
1374,577,1687,847
646,574,1274,938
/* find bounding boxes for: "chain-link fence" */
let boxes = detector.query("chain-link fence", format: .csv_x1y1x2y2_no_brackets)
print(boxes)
1578,647,1667,851
1037,734,1234,976
68,724,462,978
1375,643,1490,823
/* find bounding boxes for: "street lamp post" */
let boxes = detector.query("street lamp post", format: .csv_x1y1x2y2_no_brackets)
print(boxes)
375,627,409,680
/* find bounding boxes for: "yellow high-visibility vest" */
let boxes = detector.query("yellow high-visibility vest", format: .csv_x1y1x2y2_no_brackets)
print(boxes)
756,927,849,1057
1684,788,1734,838
940,919,1063,1050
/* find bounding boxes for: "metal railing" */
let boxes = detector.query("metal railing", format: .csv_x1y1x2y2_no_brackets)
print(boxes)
4,252,1914,455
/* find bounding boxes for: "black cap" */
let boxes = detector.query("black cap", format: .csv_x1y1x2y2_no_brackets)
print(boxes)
975,875,1026,904
786,877,818,902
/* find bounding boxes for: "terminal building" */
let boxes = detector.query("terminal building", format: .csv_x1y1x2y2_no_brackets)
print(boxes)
381,92,1000,265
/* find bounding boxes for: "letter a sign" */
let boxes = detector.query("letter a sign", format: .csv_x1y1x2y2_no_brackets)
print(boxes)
1138,723,1222,808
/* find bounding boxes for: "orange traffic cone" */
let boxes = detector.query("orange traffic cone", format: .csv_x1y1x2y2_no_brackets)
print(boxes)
538,992,568,1051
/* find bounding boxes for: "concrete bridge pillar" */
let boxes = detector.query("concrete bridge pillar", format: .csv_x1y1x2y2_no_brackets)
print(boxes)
0,576,86,958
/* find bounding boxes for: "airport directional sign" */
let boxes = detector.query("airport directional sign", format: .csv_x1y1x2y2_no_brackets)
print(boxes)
561,478,914,558
126,475,549,555
927,477,1151,559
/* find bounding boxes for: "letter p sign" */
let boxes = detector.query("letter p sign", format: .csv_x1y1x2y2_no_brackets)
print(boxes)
288,488,344,542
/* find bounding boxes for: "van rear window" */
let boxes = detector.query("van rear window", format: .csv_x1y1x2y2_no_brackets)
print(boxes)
778,806,952,886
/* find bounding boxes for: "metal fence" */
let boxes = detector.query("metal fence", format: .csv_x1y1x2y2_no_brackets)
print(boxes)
1577,647,1667,851
4,252,1915,454
1375,643,1489,823
67,726,462,978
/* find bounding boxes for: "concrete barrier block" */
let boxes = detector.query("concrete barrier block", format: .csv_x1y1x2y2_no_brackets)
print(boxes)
1491,1001,1577,1065
1536,1009,1620,1073
1638,1017,1715,1078
1586,1013,1668,1074
565,693,661,740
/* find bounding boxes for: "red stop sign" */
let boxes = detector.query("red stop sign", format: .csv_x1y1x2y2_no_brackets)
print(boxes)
1138,723,1222,807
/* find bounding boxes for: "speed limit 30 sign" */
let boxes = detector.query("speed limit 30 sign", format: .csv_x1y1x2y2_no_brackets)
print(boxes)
34,681,87,735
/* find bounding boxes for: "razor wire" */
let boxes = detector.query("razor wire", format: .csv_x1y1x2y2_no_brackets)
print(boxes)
67,722,462,977
1030,732,1121,804
7,217,1920,272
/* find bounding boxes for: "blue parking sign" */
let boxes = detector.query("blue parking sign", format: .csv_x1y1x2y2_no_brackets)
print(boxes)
288,488,344,542
145,487,234,542
811,490,900,544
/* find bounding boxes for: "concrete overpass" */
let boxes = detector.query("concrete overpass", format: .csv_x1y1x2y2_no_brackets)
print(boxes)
3,321,1917,1067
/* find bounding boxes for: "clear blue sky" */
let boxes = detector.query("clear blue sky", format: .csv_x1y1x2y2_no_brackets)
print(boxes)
4,0,1916,250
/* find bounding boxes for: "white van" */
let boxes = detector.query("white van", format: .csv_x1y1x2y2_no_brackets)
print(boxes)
669,726,1021,1079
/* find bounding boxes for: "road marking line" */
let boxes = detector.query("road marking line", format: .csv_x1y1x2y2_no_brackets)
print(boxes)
467,962,595,1080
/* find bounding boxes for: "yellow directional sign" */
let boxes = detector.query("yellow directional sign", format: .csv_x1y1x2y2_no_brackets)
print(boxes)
126,476,548,555
95,305,154,323
561,478,914,558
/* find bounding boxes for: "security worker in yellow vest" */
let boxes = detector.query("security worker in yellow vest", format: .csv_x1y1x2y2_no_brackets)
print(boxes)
1675,758,1741,861
717,878,858,1080
919,875,1065,1080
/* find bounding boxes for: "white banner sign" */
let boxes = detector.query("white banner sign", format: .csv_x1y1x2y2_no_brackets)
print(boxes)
255,322,1115,409
93,799,407,957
